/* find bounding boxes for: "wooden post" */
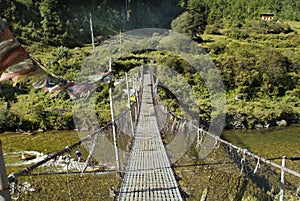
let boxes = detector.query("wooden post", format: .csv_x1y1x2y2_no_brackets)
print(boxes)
125,72,135,136
90,13,95,52
133,75,137,122
0,140,12,201
109,58,120,173
280,156,286,201
133,73,140,122
119,30,122,54
136,73,142,116
125,0,131,21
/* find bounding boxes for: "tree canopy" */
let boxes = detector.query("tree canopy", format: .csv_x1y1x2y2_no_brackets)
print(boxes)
0,0,299,130
1,0,300,47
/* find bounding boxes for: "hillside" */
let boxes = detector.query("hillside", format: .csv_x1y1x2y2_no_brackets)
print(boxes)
0,0,299,131
1,0,300,47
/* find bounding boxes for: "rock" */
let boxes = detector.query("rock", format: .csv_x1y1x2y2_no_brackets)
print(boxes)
233,120,246,129
266,119,277,127
264,123,270,128
22,153,37,160
254,123,263,129
277,120,287,126
200,188,208,201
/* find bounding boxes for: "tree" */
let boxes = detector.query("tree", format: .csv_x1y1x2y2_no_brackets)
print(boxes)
256,50,293,96
39,0,65,45
171,0,207,42
171,11,207,42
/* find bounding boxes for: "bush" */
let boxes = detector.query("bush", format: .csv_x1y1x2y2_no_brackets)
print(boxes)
0,101,8,130
51,46,70,62
245,20,294,34
224,28,249,40
9,90,74,131
205,25,222,35
171,11,207,42
267,22,285,34
289,34,300,46
208,40,227,55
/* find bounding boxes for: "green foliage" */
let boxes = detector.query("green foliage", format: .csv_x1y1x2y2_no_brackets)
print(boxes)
198,0,300,24
2,0,183,47
226,95,299,129
256,50,293,96
0,101,8,130
245,20,293,34
126,0,183,29
51,46,70,62
39,0,64,45
214,43,298,99
288,34,300,46
205,25,222,35
2,0,300,47
47,47,88,80
171,11,207,42
224,28,249,40
10,90,74,130
208,40,227,55
0,1,299,131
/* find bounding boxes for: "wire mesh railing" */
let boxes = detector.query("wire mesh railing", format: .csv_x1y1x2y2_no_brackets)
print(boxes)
4,70,300,201
154,100,300,201
3,66,144,201
6,100,140,201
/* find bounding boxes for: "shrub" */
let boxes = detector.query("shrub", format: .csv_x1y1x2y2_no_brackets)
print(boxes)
246,20,294,34
224,28,249,40
205,25,222,35
289,34,300,46
208,41,227,55
51,46,70,62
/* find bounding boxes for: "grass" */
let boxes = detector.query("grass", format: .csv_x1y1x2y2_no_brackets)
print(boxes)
0,130,79,154
202,20,300,49
287,21,300,33
0,130,80,173
1,20,299,200
1,123,300,200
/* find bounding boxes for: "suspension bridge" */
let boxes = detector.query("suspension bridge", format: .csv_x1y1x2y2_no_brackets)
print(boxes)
1,65,300,201
119,68,182,200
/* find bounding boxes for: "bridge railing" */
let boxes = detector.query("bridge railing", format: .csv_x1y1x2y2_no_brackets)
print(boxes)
7,125,115,200
154,99,300,200
3,68,145,201
5,100,142,201
5,68,300,201
195,125,300,201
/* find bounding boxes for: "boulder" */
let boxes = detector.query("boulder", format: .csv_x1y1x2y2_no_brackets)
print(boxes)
277,120,287,126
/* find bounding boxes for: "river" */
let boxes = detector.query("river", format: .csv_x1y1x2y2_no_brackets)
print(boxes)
222,124,300,172
1,125,300,174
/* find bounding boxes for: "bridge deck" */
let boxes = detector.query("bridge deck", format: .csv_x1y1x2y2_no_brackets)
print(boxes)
118,68,183,201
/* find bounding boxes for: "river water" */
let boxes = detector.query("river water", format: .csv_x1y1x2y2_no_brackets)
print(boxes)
222,124,300,172
1,125,300,173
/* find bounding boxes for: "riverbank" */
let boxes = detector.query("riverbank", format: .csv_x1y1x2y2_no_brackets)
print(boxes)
225,113,299,129
1,124,299,200
1,124,300,173
222,124,300,172
224,95,300,129
1,115,299,136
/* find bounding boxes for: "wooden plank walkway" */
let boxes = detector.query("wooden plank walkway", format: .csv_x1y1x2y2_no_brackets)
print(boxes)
118,67,183,201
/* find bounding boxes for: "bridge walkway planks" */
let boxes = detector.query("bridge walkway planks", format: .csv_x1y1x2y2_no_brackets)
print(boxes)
118,67,183,201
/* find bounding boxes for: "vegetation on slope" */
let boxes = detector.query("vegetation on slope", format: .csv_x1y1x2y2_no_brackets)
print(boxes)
0,0,299,131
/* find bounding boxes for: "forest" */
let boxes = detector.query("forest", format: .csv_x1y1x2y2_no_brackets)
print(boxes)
0,0,299,131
